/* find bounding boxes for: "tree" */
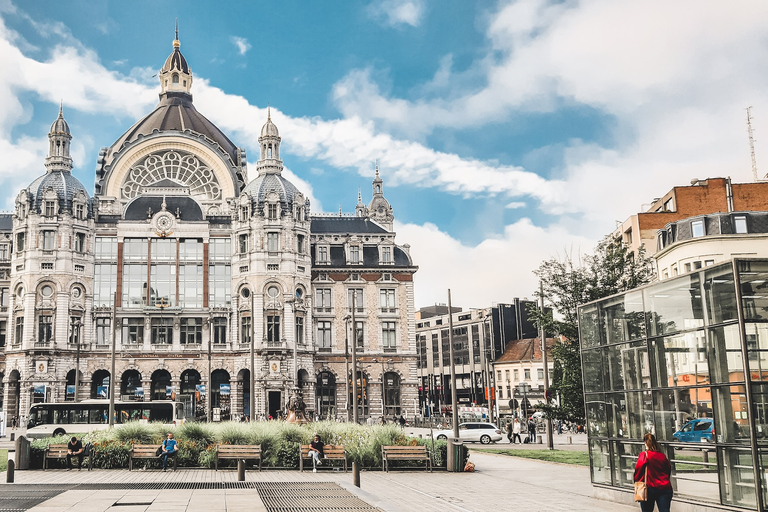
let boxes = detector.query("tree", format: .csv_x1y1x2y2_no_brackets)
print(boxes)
528,236,653,423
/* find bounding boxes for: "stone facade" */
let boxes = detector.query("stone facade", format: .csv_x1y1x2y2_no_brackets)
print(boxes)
1,35,418,425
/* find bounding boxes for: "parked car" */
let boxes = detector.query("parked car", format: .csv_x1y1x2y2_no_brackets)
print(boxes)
673,418,714,443
432,422,503,444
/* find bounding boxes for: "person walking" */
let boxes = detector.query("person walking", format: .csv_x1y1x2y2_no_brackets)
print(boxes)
159,432,178,471
634,433,673,512
506,421,513,443
512,418,522,444
528,417,537,443
309,434,324,473
66,436,84,470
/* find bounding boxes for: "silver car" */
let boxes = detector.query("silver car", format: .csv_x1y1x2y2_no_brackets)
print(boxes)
432,422,503,444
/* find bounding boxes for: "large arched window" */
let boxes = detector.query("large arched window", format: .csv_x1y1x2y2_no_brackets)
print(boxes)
151,369,172,400
211,369,231,421
316,371,336,420
66,370,77,401
180,369,200,394
91,370,110,399
121,369,142,400
384,372,401,416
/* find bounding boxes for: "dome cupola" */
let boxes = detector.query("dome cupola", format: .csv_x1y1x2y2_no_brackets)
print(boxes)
159,22,192,96
45,104,73,173
256,107,283,175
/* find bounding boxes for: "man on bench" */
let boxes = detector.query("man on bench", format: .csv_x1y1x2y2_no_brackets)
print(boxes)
309,434,324,473
159,432,178,472
67,436,84,471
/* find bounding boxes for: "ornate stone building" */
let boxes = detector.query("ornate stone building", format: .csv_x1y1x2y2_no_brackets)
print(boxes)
1,34,417,424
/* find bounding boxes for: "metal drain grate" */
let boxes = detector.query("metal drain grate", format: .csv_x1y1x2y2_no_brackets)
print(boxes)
254,482,382,511
0,489,65,512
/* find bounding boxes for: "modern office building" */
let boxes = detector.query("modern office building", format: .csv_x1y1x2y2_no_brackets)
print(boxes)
579,258,768,511
415,300,542,417
1,34,418,424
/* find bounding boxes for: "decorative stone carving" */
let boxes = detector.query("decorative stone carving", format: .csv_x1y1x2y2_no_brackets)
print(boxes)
121,150,221,201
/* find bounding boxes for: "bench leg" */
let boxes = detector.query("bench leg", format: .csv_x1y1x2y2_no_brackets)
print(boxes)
129,457,132,471
299,457,303,472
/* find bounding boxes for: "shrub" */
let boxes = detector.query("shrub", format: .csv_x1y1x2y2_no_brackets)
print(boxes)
178,422,215,445
113,422,155,444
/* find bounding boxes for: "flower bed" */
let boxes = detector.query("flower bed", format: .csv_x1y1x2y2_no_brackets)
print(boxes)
29,421,451,470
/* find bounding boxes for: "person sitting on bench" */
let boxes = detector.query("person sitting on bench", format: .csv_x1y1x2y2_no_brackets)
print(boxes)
159,432,178,471
309,434,324,473
67,436,84,470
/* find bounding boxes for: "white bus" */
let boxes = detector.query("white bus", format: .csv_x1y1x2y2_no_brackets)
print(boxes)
26,400,185,438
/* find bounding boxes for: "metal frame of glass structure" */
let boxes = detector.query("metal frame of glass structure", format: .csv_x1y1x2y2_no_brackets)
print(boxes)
578,259,768,511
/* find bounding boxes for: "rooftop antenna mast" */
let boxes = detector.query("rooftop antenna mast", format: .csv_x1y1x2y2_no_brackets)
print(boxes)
747,106,760,181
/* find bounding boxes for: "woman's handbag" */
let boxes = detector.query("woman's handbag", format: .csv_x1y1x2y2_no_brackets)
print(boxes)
634,454,648,502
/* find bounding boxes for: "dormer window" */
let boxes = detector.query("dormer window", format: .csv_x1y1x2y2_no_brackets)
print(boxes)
240,206,249,220
381,246,392,264
268,204,278,220
44,201,55,217
691,219,705,237
350,245,361,264
317,246,329,264
75,204,85,220
172,74,179,84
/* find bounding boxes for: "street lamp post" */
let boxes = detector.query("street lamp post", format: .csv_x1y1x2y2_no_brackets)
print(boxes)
351,290,359,424
207,315,213,423
373,357,386,416
71,317,82,403
344,315,351,422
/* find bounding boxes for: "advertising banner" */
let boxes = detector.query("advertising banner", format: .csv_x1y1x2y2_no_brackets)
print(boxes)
220,384,231,395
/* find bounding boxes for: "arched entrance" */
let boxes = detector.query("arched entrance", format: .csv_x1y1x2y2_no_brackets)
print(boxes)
151,369,172,400
316,371,336,420
349,370,369,418
66,369,76,401
211,369,230,421
91,370,110,399
7,370,20,426
121,370,142,400
384,372,401,416
237,369,250,419
180,369,202,420
297,369,310,389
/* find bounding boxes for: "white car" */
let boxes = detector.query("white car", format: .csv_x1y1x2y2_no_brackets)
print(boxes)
432,422,503,444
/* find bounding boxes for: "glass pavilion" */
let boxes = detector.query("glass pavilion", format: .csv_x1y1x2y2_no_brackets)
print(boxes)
578,259,768,511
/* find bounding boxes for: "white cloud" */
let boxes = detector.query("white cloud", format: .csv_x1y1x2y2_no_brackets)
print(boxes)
505,201,525,209
230,36,251,56
398,218,596,308
367,0,424,28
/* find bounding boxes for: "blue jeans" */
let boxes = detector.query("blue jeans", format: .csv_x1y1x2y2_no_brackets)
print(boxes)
640,487,672,512
161,451,176,470
311,450,321,468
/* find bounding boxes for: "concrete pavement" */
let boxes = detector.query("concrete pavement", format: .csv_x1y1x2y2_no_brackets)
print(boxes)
0,451,634,512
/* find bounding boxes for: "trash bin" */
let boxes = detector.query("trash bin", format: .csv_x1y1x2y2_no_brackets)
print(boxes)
14,436,30,470
446,439,464,472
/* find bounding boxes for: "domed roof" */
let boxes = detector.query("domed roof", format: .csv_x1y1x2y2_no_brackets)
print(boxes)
27,170,89,207
162,43,189,74
242,172,301,207
50,107,70,135
107,92,238,164
260,109,279,138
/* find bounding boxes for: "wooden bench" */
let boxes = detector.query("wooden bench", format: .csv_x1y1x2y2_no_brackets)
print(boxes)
381,445,432,472
43,443,93,471
129,444,177,471
299,444,348,472
215,444,262,471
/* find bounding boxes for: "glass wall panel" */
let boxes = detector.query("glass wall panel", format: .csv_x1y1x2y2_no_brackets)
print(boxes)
579,303,601,348
586,393,608,437
739,260,768,321
758,448,768,506
718,446,757,509
668,446,720,504
751,383,768,443
653,389,712,441
599,291,646,344
703,265,738,325
606,391,652,439
645,274,704,336
649,330,708,388
610,441,643,489
709,324,745,385
606,341,649,391
745,323,768,381
589,438,612,485
712,385,750,444
582,348,606,393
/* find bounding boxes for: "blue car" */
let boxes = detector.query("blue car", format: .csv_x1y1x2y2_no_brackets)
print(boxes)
673,418,714,443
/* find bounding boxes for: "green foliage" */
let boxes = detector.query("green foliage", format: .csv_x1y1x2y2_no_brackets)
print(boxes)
0,449,6,472
113,421,157,444
178,421,215,446
218,423,249,445
477,448,590,466
530,235,653,423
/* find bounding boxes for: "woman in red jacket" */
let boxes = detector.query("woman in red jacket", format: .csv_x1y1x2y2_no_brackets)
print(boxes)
634,433,673,512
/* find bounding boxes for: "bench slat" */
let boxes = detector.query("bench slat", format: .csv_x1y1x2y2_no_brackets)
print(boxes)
215,444,262,472
381,445,432,473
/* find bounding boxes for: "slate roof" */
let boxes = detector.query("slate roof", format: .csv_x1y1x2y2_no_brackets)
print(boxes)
495,337,558,363
310,217,389,234
108,92,238,164
27,170,89,210
313,245,412,267
0,214,13,231
124,196,203,221
243,172,303,208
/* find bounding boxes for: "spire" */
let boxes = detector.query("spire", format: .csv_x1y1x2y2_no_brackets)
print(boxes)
367,161,394,229
372,160,383,196
355,187,368,217
45,105,73,173
357,188,363,204
257,108,282,175
174,18,179,48
267,104,271,121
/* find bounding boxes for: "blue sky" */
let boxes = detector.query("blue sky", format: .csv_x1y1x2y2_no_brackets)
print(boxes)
1,0,767,308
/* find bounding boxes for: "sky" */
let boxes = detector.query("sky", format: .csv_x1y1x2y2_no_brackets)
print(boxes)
1,0,767,310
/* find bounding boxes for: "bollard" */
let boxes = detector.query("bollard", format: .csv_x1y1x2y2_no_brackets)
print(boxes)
6,459,14,483
9,433,14,442
568,436,572,444
237,459,245,481
352,461,360,488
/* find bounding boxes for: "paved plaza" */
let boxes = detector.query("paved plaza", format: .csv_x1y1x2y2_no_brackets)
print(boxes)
0,450,635,512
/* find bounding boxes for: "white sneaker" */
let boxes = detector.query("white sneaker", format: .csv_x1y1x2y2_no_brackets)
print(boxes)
313,468,317,473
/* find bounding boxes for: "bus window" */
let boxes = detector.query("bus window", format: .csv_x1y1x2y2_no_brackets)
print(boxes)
89,407,105,424
150,404,172,422
72,408,88,424
53,408,69,425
